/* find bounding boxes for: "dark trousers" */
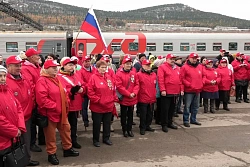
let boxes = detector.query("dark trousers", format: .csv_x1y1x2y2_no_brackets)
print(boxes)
92,112,112,142
161,96,176,127
203,99,215,112
0,147,11,167
176,94,183,113
120,105,134,131
68,111,79,143
22,119,31,160
216,90,229,108
31,108,45,145
136,103,140,115
138,103,153,130
155,98,161,123
236,85,248,100
82,96,89,125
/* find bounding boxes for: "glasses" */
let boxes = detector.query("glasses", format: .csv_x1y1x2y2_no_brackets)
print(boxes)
78,53,83,54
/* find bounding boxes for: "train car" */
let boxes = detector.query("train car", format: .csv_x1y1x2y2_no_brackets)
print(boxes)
0,31,72,59
74,32,250,61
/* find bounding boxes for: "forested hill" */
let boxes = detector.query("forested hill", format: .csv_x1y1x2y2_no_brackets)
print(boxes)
2,0,250,29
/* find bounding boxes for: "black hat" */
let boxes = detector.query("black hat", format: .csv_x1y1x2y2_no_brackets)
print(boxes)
175,56,182,61
139,53,146,60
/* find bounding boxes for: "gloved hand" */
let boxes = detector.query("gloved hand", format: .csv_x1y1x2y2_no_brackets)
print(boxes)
70,85,81,100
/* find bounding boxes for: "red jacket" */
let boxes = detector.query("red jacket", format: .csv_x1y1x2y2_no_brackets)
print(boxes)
181,62,203,93
77,66,97,85
115,68,139,106
137,70,156,104
158,62,181,95
0,85,26,150
21,60,41,92
35,76,64,123
202,67,221,92
71,47,83,66
231,59,249,80
217,66,235,91
58,72,85,112
87,72,117,113
6,73,34,121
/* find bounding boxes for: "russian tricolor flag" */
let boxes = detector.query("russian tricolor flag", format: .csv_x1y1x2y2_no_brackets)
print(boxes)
80,7,107,51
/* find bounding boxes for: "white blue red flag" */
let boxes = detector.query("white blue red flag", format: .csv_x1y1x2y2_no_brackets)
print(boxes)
80,7,107,51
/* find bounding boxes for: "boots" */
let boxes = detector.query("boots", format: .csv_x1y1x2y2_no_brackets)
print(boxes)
215,99,220,110
203,99,208,113
48,154,59,165
223,102,230,111
210,99,215,113
63,148,79,157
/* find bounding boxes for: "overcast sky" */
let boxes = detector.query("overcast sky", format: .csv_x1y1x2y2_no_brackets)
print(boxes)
51,0,249,20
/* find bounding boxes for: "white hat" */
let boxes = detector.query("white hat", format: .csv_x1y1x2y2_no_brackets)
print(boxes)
0,65,7,73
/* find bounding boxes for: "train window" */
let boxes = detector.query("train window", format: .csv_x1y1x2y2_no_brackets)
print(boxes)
213,43,222,51
244,43,250,51
111,42,121,51
146,43,156,51
56,43,62,53
163,43,173,51
6,42,18,52
229,42,237,51
197,43,206,51
129,42,138,51
26,42,37,50
78,43,84,51
180,43,190,51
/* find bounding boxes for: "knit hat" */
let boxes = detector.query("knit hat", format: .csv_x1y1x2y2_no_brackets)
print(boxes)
0,65,7,73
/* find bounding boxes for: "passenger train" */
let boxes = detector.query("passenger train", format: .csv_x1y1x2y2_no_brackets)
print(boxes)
1,31,250,62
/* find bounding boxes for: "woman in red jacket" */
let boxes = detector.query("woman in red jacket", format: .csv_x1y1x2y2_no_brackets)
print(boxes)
0,65,26,166
216,59,235,111
116,55,139,137
58,57,85,149
36,60,79,165
201,60,221,113
87,60,118,147
137,59,157,135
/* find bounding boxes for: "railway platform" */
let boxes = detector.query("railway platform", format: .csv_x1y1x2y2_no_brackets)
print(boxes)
32,97,250,167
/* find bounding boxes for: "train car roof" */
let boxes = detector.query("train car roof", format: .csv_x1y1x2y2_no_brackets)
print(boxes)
0,31,68,38
74,32,250,40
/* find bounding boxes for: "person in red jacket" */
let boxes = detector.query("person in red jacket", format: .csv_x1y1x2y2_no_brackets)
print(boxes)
5,56,39,166
116,55,139,137
216,59,235,111
77,55,97,128
158,54,183,132
201,60,221,113
231,52,249,103
36,60,79,165
87,60,118,147
0,65,26,166
58,57,85,149
22,48,44,152
137,59,157,135
71,41,83,66
180,53,203,127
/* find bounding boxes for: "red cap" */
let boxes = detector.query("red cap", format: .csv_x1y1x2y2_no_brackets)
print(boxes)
166,54,176,59
44,60,59,69
189,53,199,58
71,56,79,62
122,55,132,64
220,49,226,52
100,56,110,63
142,59,151,65
157,55,164,59
6,55,24,65
236,52,244,57
25,48,41,57
82,55,91,61
206,60,213,65
61,57,77,66
220,59,227,63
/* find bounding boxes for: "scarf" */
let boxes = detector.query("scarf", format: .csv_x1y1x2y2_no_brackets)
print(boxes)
41,72,69,125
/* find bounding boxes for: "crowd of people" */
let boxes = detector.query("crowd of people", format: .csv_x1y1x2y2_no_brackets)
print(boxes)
0,46,249,166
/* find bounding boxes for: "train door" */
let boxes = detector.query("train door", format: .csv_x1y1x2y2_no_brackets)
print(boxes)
75,39,87,56
53,40,67,58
